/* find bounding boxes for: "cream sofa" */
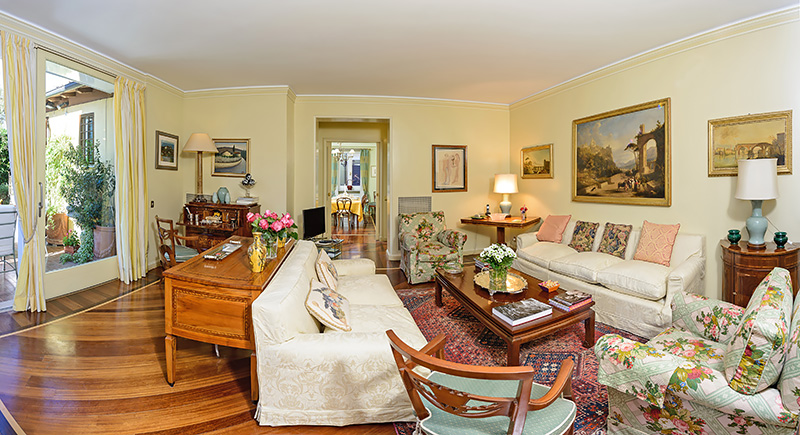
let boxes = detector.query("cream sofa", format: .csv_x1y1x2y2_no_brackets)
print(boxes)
513,219,705,338
251,240,428,426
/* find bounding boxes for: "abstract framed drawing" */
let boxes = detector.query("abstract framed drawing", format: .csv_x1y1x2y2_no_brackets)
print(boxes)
431,144,467,192
521,144,553,179
155,130,179,170
572,98,671,206
708,110,792,176
212,138,250,177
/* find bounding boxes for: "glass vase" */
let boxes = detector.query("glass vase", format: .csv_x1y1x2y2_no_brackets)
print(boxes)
248,232,268,273
263,233,278,259
488,267,508,293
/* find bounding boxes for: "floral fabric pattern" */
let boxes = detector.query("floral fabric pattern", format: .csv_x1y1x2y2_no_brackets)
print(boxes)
650,327,725,370
567,220,598,252
779,290,800,412
724,267,792,395
597,222,633,259
398,211,466,284
672,291,745,344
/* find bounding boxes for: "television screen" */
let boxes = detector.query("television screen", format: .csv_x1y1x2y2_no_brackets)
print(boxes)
302,206,326,240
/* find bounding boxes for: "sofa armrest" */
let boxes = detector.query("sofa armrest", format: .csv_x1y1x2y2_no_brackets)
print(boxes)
332,258,375,276
670,290,745,344
437,229,467,249
515,232,540,250
661,254,705,318
399,231,419,251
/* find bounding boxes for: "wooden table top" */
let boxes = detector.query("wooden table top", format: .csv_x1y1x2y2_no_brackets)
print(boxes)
720,239,800,256
436,266,593,334
162,236,296,291
460,215,541,228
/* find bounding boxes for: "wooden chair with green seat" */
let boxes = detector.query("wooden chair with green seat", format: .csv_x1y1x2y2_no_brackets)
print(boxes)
387,330,576,435
155,215,200,269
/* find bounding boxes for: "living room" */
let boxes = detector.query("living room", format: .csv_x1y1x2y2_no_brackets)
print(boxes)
0,2,798,434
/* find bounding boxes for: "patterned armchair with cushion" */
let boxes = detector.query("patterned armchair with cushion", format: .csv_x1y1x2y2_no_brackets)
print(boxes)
594,267,800,434
398,211,467,284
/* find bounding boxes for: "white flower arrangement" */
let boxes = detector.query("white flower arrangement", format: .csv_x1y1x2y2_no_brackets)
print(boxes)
479,243,516,269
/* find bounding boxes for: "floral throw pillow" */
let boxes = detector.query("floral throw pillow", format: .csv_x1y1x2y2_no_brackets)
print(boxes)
315,250,339,291
597,223,633,259
305,279,351,332
568,221,599,252
633,220,680,266
724,267,793,395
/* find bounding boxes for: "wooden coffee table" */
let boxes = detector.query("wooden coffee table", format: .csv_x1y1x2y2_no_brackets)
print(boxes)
435,267,595,366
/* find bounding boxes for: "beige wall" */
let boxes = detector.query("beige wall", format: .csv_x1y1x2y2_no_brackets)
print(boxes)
509,16,799,299
295,97,510,257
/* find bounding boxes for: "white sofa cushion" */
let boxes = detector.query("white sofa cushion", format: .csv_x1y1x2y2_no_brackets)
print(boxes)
550,252,623,283
338,274,405,307
518,242,577,269
596,260,670,301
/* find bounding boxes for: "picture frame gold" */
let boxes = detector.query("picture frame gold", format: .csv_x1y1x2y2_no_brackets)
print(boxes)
431,144,467,192
708,110,792,177
155,130,178,170
572,98,671,206
521,144,553,179
212,138,250,177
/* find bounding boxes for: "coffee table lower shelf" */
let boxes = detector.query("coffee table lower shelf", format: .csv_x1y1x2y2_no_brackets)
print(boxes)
435,269,595,366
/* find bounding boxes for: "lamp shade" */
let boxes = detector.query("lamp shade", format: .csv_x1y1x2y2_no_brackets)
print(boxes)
183,133,217,153
735,158,778,200
493,174,518,194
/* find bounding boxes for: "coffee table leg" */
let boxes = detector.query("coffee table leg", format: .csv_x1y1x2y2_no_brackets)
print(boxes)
165,334,176,386
435,278,443,307
496,227,506,245
583,311,596,348
507,341,521,366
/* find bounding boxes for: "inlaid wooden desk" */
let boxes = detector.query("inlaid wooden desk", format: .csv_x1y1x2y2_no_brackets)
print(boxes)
460,216,541,244
721,240,799,307
162,236,295,401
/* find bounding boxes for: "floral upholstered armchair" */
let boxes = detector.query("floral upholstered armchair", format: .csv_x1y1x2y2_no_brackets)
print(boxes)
595,267,800,434
398,211,467,284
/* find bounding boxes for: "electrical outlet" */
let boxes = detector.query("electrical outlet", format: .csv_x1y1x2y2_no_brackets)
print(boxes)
150,200,154,208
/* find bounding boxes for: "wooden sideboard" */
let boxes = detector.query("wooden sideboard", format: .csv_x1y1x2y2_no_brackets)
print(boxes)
162,236,295,401
182,202,260,250
720,240,800,307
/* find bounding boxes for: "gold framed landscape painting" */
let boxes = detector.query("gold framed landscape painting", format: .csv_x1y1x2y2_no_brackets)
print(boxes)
212,138,250,177
521,144,553,179
708,110,792,176
572,98,671,206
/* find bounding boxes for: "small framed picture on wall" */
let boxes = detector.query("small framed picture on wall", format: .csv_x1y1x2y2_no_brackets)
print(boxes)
521,144,553,179
212,138,250,177
431,144,467,192
155,130,179,170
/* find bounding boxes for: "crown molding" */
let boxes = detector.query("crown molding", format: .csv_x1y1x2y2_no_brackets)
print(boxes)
184,85,294,99
296,94,508,111
510,6,799,110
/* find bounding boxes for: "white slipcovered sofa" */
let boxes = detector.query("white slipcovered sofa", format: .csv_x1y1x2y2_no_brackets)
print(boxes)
251,240,427,426
513,219,706,338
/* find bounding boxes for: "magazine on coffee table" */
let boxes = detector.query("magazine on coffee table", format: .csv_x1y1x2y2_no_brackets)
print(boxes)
553,290,591,306
492,298,552,326
203,243,241,260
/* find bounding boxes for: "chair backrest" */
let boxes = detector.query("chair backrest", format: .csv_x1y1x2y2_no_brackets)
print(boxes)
336,197,353,213
0,205,16,256
387,330,574,435
361,193,369,207
398,211,447,242
155,215,179,268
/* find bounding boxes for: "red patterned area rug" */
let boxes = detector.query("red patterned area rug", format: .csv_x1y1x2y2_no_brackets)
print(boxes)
393,286,646,435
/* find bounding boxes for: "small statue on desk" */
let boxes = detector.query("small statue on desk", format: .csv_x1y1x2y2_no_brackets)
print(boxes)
241,173,256,197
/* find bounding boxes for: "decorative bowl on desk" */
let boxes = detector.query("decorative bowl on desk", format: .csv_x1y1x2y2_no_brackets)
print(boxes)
538,280,559,293
489,213,507,221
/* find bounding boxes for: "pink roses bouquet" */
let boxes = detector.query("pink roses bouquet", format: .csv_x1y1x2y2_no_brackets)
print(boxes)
246,210,298,241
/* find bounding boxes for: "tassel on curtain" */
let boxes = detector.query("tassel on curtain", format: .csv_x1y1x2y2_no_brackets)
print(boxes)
114,76,148,284
2,31,46,312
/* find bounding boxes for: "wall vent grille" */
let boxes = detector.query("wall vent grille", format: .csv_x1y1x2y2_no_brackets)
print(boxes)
398,196,432,214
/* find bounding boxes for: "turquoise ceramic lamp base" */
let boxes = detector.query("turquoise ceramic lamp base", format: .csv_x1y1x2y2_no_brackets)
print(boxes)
745,200,768,250
499,194,512,215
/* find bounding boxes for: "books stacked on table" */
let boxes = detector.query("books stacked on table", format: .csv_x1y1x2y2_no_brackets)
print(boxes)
549,290,592,311
474,259,488,270
492,298,553,326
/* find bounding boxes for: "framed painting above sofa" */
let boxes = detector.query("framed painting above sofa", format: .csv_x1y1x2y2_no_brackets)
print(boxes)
572,98,671,206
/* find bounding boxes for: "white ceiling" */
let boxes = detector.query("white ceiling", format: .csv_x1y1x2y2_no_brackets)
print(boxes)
0,0,795,104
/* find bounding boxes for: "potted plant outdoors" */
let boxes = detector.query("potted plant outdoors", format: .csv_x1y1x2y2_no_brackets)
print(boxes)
59,140,116,264
62,230,79,254
45,134,72,245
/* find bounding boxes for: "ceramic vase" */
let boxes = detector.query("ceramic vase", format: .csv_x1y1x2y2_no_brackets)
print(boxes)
774,231,788,249
248,232,268,272
727,229,741,245
488,267,508,293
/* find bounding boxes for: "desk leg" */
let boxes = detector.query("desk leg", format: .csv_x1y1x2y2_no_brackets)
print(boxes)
435,278,443,307
165,334,176,386
583,312,596,348
496,227,506,245
250,351,259,402
507,341,521,366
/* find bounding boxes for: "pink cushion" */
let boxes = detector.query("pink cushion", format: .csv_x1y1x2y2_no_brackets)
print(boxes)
633,220,680,266
537,215,572,243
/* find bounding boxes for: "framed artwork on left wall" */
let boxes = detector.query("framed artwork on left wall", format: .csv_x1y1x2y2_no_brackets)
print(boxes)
432,144,467,192
155,130,179,170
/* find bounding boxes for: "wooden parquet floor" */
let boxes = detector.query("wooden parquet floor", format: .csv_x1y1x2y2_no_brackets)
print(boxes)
0,222,458,434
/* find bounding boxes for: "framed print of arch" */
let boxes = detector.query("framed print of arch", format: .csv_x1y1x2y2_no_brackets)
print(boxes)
708,110,792,177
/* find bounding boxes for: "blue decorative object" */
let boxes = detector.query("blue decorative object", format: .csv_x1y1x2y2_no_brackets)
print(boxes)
727,229,741,245
774,231,788,249
211,191,219,203
216,187,231,204
735,159,778,249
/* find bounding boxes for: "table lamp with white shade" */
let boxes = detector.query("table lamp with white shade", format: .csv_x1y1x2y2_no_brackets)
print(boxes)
494,173,518,215
735,158,778,250
183,133,218,195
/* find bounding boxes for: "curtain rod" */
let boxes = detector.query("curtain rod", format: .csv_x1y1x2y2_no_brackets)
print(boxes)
34,44,117,79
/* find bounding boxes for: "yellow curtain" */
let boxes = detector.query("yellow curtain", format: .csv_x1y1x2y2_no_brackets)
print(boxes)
2,31,45,312
113,76,148,284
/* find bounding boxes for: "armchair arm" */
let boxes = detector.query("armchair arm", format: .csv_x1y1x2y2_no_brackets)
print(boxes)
515,232,541,250
399,231,419,251
174,233,198,245
670,290,745,344
437,229,467,249
332,258,375,276
529,356,574,409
